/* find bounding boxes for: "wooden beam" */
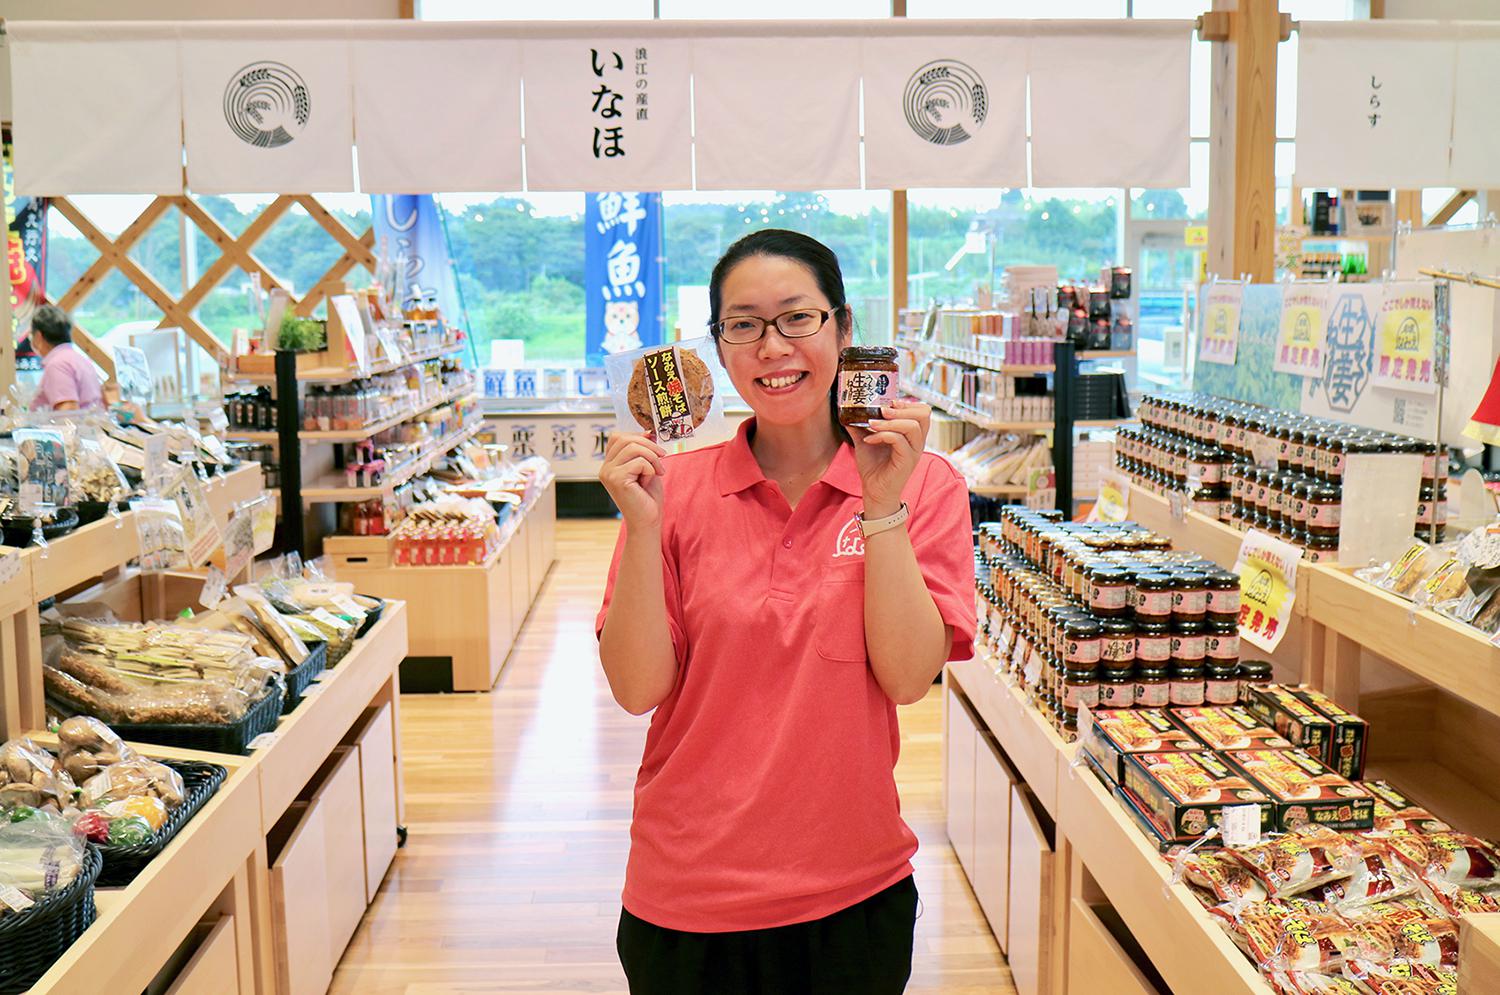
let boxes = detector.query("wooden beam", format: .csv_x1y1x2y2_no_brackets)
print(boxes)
1207,0,1281,283
890,192,908,341
1395,190,1422,228
1428,190,1476,228
174,196,294,314
296,229,376,318
294,195,377,271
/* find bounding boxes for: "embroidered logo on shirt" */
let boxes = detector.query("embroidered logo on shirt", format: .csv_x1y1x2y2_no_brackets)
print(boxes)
833,516,865,558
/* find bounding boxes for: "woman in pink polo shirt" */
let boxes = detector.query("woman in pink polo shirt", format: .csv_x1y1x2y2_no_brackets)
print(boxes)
596,229,975,994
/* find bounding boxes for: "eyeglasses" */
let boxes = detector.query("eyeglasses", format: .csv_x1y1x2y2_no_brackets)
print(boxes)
710,307,837,345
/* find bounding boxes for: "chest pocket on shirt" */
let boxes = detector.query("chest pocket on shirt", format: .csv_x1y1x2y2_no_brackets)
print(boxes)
816,559,868,663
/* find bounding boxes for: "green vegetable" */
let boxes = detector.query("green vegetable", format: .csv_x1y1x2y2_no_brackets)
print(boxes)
277,313,329,353
107,815,153,846
7,806,36,823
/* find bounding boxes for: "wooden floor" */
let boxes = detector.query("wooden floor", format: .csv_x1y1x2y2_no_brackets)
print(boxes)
331,518,1013,995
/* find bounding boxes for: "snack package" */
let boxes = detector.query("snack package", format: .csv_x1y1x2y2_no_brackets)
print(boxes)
1122,750,1271,840
233,588,310,665
80,757,184,810
1267,973,1368,995
1367,540,1437,599
1177,850,1269,903
1245,685,1336,765
1347,899,1459,967
604,337,726,444
1386,831,1500,889
1286,687,1370,780
1344,962,1458,995
0,810,86,913
1078,707,1207,784
130,496,188,571
1359,781,1452,836
0,738,76,814
12,427,70,509
1169,706,1295,752
1229,825,1363,898
1217,898,1381,974
1307,836,1420,909
1417,878,1500,918
1223,748,1375,832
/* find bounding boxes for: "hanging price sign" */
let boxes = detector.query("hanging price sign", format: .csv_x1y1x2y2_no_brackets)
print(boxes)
1094,471,1131,523
1234,529,1303,652
1373,281,1438,394
1198,281,1244,366
1274,283,1330,378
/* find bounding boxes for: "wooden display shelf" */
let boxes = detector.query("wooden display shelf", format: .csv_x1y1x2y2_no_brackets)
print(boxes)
903,339,1136,376
948,652,1069,820
299,384,476,442
1462,914,1500,994
1304,565,1500,723
968,482,1032,498
299,420,485,502
233,341,464,386
908,385,1053,434
224,429,279,443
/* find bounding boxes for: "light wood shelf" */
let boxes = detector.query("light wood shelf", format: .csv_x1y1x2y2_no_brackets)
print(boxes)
299,384,476,442
901,339,1135,376
948,652,1069,820
299,419,485,502
232,341,464,386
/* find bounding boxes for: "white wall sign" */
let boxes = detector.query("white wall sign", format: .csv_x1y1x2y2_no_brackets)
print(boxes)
182,39,355,194
354,39,522,193
692,37,860,191
1449,40,1500,187
522,39,692,192
860,36,1027,190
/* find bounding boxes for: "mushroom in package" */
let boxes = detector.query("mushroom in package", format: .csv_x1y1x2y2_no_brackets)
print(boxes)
55,715,136,785
605,338,725,444
0,738,76,814
80,756,185,810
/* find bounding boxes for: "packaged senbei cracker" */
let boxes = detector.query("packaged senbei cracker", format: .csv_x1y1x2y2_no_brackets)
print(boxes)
604,337,727,444
1224,748,1375,832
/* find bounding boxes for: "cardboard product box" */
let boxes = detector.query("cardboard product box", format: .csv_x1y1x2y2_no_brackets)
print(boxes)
1287,686,1370,781
1168,706,1295,752
1223,748,1375,833
1122,750,1272,841
1080,707,1208,785
1358,780,1453,834
1080,748,1215,853
1245,684,1334,763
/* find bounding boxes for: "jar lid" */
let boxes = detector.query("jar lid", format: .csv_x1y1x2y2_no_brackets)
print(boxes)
1204,572,1239,589
1100,618,1136,635
1238,660,1273,677
1137,665,1170,677
1170,570,1208,587
1206,661,1239,675
1063,618,1102,637
1135,571,1173,590
839,346,897,363
1135,620,1170,635
1206,618,1237,632
1172,618,1206,634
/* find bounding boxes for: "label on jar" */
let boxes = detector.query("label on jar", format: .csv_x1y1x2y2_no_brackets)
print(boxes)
1205,678,1240,705
1090,583,1130,611
1135,590,1172,618
1098,680,1135,708
1170,679,1206,707
1102,636,1136,663
1136,632,1172,662
1308,501,1342,527
1136,680,1171,708
1206,630,1240,660
1065,637,1102,666
1207,588,1242,615
1172,589,1208,616
837,368,899,414
1063,681,1100,710
1416,500,1447,526
1171,632,1207,658
1328,452,1346,478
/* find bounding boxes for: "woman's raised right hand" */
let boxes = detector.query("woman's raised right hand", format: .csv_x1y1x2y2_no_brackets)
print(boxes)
599,433,668,531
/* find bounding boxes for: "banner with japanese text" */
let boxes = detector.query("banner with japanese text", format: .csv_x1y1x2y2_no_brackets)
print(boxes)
585,193,663,368
522,40,692,192
3,137,47,351
1373,280,1438,395
1234,529,1302,653
1197,281,1243,366
371,194,464,333
1274,283,1329,378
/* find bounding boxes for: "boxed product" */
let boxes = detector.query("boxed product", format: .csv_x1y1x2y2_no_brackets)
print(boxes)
1245,685,1334,764
1224,748,1375,832
1359,780,1452,835
1080,707,1207,784
1287,686,1369,780
1122,749,1271,841
1168,706,1295,752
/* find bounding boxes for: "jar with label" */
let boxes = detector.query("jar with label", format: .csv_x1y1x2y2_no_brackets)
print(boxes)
1170,661,1206,706
1238,660,1273,703
1415,486,1447,533
1205,661,1240,705
1205,620,1240,666
837,347,899,428
1135,665,1170,708
1307,481,1341,533
1063,666,1100,713
1170,571,1208,624
1170,619,1207,661
1098,669,1135,709
1134,621,1172,667
1205,572,1241,625
1100,618,1137,668
1088,566,1133,618
1062,617,1102,668
1420,442,1448,488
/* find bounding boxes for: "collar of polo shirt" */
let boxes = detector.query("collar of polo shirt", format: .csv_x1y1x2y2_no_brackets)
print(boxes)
715,419,861,498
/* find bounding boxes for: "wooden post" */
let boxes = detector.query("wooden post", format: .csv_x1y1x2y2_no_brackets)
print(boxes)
889,0,908,342
1207,0,1283,283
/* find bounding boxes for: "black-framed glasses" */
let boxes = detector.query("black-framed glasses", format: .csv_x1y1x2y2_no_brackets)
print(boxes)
710,307,837,345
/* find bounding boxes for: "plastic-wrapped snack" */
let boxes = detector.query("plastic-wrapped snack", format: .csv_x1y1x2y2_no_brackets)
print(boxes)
55,715,137,785
0,810,86,914
1267,972,1369,995
605,338,725,444
1347,898,1458,967
1368,541,1437,600
1417,877,1500,918
1220,898,1382,974
0,738,76,814
233,588,310,665
1344,960,1458,995
1308,837,1420,909
1359,782,1452,835
80,757,185,810
1230,825,1363,898
1386,831,1500,889
1178,850,1269,903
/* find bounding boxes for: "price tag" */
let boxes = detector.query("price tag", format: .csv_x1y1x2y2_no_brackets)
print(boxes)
1168,490,1188,522
199,565,227,609
0,884,34,913
208,407,230,434
1077,703,1096,744
1024,648,1044,686
1221,804,1262,847
248,732,280,751
1234,529,1303,653
376,326,405,363
144,435,170,491
81,767,114,807
331,594,366,618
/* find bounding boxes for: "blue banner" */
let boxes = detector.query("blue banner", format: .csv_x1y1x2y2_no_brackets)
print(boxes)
585,192,663,368
370,194,464,330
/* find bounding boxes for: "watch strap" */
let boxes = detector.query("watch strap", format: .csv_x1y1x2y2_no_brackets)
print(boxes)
858,502,910,537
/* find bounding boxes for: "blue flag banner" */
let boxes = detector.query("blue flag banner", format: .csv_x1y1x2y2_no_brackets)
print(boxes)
585,191,663,368
370,194,463,327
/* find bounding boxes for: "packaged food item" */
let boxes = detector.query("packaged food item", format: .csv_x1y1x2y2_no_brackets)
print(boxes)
1168,705,1295,752
0,737,75,814
1307,836,1420,909
0,810,86,913
1359,781,1451,835
605,338,724,444
1386,831,1500,889
80,757,185,810
1245,685,1335,767
1122,750,1270,840
73,810,109,844
1344,961,1458,995
1218,898,1380,974
1417,878,1500,917
1224,748,1375,832
106,814,153,846
105,795,168,832
1229,825,1363,897
1078,707,1207,784
836,346,900,428
1267,972,1367,995
1178,849,1269,902
56,715,136,785
1348,899,1459,966
1286,686,1369,780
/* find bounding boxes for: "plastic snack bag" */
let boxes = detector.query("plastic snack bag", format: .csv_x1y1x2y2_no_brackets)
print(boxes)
1308,837,1420,910
1177,849,1269,903
1213,898,1379,974
604,337,727,444
1230,825,1363,898
1385,831,1500,889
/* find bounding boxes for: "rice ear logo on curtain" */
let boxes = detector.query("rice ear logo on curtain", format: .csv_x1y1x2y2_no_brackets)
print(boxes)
223,62,310,148
903,60,986,147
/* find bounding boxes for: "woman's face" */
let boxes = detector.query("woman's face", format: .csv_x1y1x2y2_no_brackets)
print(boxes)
715,254,849,429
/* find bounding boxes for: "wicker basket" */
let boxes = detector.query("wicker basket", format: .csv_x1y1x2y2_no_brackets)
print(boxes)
355,597,385,639
0,846,102,994
282,642,328,714
95,761,229,888
102,682,285,756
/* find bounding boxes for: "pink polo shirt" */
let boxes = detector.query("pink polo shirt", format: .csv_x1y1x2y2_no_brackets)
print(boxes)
596,418,976,933
34,343,103,411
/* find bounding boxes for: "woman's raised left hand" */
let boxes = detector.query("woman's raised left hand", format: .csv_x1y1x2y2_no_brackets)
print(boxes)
851,400,931,516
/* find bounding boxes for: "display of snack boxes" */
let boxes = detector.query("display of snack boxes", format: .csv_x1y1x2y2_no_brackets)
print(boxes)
1167,706,1295,752
1080,707,1208,784
1079,749,1193,853
1288,685,1369,780
1122,749,1272,840
1360,780,1452,834
1222,748,1375,832
1244,684,1334,765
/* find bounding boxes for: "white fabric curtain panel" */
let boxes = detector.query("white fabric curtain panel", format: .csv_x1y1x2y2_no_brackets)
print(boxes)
1447,39,1500,188
8,25,185,195
1028,25,1190,188
861,36,1028,191
181,37,355,194
353,38,523,194
521,38,693,192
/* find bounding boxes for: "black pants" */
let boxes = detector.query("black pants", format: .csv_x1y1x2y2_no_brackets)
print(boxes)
617,876,919,995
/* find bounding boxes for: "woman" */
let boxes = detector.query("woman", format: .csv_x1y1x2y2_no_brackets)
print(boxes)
596,230,976,994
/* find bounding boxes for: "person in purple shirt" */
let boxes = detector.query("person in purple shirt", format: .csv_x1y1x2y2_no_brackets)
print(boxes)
30,305,103,412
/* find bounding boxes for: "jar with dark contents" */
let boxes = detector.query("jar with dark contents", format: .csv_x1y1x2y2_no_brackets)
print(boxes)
1100,618,1137,668
1132,572,1173,624
836,347,899,428
1238,660,1274,704
1088,566,1133,618
1205,572,1241,625
1135,665,1171,708
1170,660,1206,707
1170,619,1207,662
1063,617,1102,669
1134,621,1172,669
1205,661,1240,705
1098,668,1136,710
1063,666,1100,714
1170,571,1208,625
1205,620,1240,668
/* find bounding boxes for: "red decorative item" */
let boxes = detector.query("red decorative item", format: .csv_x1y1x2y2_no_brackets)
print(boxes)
1465,354,1500,445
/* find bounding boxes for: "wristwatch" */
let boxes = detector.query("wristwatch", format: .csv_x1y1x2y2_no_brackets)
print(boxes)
858,502,909,538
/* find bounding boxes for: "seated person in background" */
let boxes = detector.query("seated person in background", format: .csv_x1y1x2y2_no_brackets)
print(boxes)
31,304,103,412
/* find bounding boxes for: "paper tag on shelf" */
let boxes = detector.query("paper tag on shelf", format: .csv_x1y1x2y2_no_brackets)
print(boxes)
1220,804,1262,848
1077,703,1096,745
199,565,226,609
1250,436,1280,469
208,407,230,434
248,732,280,751
0,549,21,586
1168,490,1188,522
0,884,34,913
1024,648,1044,687
144,436,170,492
332,595,367,619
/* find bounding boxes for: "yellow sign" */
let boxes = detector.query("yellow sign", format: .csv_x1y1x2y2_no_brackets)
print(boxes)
1185,225,1208,248
1094,470,1131,523
1199,282,1244,366
1234,529,1303,652
1374,281,1437,394
1274,284,1329,378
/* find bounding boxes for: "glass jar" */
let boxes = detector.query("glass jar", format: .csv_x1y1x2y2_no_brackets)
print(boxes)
1062,617,1102,668
1098,669,1136,710
1205,661,1240,705
1100,618,1137,668
1063,666,1100,712
1170,661,1206,706
1088,567,1133,618
1134,621,1172,668
1205,620,1240,667
1170,571,1208,625
1238,660,1274,704
1135,665,1171,708
837,347,900,428
1170,619,1207,662
1307,481,1342,532
1205,572,1241,625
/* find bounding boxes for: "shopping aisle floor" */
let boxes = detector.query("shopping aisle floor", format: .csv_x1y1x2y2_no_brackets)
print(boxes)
331,518,1012,994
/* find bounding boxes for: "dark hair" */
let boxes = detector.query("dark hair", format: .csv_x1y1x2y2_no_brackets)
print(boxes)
708,229,851,336
32,304,73,347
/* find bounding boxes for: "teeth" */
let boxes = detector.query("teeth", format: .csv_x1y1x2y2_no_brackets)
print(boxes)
759,373,803,389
